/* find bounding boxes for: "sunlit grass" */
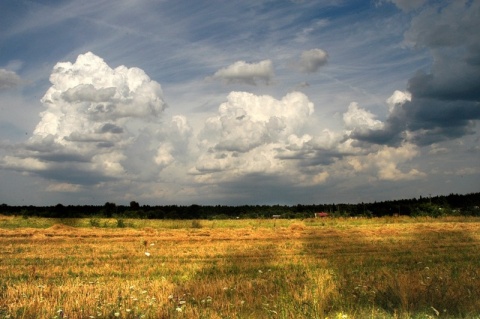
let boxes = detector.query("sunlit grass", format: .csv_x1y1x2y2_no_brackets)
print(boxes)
0,216,479,318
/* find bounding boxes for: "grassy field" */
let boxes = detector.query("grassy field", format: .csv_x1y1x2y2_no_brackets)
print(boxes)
0,216,479,318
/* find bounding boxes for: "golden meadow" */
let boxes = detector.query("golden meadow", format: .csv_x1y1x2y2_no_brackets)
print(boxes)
0,216,479,318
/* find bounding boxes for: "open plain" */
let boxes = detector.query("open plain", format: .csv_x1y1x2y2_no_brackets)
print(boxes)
1,216,479,318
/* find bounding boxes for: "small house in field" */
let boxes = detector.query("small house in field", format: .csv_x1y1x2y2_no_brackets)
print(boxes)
314,212,329,218
272,215,281,219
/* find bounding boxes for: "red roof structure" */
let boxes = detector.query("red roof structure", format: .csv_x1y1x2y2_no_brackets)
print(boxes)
314,212,329,218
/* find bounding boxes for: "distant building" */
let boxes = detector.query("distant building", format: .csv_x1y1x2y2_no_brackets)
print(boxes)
272,215,281,219
314,212,329,218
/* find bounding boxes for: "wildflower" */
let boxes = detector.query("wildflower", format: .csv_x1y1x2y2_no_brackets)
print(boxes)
114,312,120,317
176,307,182,312
144,252,151,257
179,300,186,305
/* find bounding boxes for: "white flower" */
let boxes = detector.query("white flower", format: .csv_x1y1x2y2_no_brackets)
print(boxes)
144,252,151,257
176,307,182,312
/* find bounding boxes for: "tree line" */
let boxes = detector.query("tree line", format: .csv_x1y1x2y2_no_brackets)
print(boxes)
1,192,479,219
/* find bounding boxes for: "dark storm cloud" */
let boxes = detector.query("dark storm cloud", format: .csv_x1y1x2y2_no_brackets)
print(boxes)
351,97,480,147
350,1,480,147
407,65,480,102
402,0,480,143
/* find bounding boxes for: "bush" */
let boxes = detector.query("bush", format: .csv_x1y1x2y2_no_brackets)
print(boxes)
116,218,125,228
89,218,101,227
191,220,202,228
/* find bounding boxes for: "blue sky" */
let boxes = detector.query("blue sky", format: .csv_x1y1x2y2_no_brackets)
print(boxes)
0,0,479,206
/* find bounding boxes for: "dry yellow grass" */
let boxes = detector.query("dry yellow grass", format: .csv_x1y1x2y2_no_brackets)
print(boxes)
0,217,479,318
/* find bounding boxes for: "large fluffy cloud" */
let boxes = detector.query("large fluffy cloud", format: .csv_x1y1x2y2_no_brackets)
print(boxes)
192,91,316,181
1,51,428,202
210,60,274,85
1,52,192,187
190,90,423,187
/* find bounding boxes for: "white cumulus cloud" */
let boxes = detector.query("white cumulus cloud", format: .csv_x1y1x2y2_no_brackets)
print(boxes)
1,52,189,186
193,91,315,182
210,60,274,85
343,102,383,131
297,49,328,73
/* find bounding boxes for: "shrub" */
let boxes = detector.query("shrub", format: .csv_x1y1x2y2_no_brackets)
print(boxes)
116,218,125,228
191,220,202,228
89,218,101,227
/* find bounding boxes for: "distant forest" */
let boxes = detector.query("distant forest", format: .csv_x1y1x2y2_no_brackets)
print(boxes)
1,192,480,219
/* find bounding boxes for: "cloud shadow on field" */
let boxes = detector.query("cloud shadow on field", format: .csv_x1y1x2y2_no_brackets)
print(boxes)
301,221,480,316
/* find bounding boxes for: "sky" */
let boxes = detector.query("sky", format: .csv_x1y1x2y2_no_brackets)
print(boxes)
0,0,479,206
